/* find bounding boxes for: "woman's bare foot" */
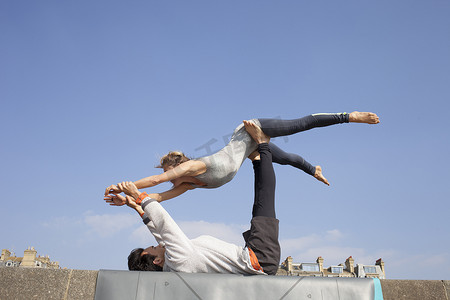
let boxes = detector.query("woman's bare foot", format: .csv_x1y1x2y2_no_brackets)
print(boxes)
248,150,261,161
314,166,330,186
349,111,380,124
243,120,270,144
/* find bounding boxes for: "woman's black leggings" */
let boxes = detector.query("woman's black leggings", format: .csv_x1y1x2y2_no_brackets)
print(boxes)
259,113,349,137
260,113,350,176
269,142,316,176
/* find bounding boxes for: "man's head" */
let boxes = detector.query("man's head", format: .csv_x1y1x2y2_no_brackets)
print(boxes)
128,245,165,271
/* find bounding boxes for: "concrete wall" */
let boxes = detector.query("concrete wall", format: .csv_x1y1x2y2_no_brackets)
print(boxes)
380,280,450,300
0,268,97,300
0,268,449,300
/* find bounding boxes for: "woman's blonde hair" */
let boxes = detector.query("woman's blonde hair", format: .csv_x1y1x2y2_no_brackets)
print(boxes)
157,151,190,169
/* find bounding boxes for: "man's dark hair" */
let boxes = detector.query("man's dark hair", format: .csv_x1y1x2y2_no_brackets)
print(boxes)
128,248,163,271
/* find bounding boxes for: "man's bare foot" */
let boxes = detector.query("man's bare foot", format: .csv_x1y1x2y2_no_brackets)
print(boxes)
243,120,270,144
314,166,330,186
349,111,380,124
248,150,261,161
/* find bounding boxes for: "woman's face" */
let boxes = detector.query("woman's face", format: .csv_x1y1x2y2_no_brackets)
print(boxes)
163,165,173,173
163,165,184,187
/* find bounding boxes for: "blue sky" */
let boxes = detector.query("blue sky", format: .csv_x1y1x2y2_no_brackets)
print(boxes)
1,0,449,280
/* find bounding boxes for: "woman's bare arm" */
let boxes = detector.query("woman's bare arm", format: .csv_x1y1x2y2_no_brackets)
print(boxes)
147,183,194,202
133,160,207,189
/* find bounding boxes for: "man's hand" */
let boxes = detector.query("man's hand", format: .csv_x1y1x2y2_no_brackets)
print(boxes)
104,184,122,196
125,195,139,209
104,194,127,206
118,181,141,199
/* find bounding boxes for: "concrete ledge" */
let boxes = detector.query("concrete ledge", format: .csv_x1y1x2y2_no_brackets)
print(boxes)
380,279,450,300
0,268,98,300
1,268,449,300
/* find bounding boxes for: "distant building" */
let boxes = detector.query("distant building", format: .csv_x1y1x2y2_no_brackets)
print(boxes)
1,247,60,269
277,256,385,279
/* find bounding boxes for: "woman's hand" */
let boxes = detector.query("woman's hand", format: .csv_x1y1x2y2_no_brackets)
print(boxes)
104,194,127,206
104,184,122,196
118,181,141,199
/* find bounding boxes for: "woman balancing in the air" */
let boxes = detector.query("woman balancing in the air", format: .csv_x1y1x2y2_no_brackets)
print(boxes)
105,112,379,202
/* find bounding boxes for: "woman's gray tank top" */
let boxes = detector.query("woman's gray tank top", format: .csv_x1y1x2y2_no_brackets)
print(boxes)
193,119,260,189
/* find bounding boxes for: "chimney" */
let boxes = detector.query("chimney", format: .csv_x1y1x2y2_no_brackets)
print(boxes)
286,256,293,273
345,256,355,274
1,249,11,261
21,246,37,267
316,256,324,272
376,258,385,277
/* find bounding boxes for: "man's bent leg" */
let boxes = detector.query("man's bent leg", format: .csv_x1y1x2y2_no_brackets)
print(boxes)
243,143,281,275
252,143,276,218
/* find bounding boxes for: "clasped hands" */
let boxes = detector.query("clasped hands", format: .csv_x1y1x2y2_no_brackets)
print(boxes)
104,181,141,209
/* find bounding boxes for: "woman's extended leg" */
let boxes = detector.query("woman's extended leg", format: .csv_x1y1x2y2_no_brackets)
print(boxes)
258,111,379,137
269,142,329,185
269,142,315,175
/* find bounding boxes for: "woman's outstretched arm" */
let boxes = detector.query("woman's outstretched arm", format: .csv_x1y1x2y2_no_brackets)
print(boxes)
105,182,194,203
133,160,207,189
147,183,194,202
104,160,207,196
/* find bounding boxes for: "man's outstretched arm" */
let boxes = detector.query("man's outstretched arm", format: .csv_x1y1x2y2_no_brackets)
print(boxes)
119,181,195,262
104,193,145,217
